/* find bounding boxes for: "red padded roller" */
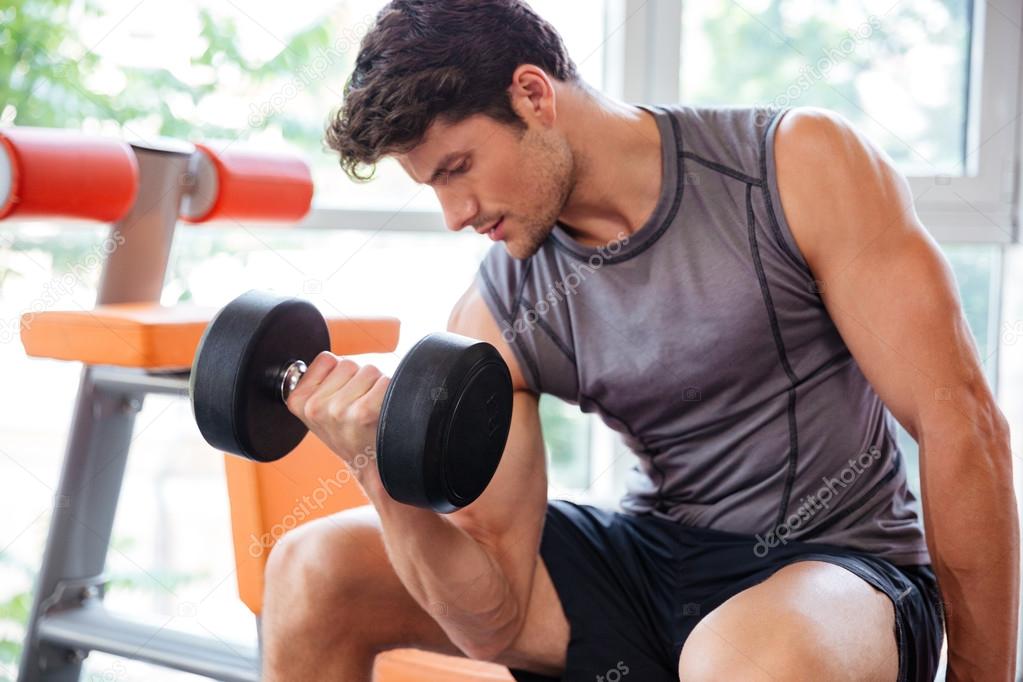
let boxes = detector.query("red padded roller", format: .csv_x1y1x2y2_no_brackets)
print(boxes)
181,143,313,224
0,127,139,222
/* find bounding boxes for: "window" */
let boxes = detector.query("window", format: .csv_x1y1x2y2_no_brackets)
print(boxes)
676,0,1021,242
681,0,973,176
16,0,608,214
541,394,593,492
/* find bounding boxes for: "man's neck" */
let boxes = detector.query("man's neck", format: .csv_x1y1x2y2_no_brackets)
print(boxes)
553,85,665,248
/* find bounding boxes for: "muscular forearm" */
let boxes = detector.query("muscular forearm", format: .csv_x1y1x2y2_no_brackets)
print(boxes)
353,463,525,659
923,429,1019,681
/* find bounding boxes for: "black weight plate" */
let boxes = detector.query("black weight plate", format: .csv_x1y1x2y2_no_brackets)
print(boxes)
190,290,330,462
377,333,513,513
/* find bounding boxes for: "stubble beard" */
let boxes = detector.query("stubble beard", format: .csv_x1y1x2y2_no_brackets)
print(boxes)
504,127,575,260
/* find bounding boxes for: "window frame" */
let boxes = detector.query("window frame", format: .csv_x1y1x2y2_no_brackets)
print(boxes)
904,0,1023,244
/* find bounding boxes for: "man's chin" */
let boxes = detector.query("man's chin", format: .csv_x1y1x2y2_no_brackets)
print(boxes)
503,237,537,260
501,227,550,260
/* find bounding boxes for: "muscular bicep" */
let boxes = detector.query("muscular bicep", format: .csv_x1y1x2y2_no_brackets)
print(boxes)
446,280,548,545
775,107,1000,443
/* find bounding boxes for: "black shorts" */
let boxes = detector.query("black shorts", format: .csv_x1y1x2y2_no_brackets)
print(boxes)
509,500,945,682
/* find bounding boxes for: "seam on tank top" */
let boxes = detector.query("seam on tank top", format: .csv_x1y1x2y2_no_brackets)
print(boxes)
581,392,667,497
799,449,902,538
517,296,577,365
479,266,513,321
746,183,802,530
798,349,852,385
758,109,815,279
514,258,534,317
550,109,686,266
478,266,543,391
512,257,579,375
681,151,763,186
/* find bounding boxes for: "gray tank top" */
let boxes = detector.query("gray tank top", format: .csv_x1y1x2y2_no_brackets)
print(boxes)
477,105,928,565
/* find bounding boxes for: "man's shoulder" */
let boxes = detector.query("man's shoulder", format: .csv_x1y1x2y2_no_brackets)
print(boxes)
447,277,532,392
653,104,785,179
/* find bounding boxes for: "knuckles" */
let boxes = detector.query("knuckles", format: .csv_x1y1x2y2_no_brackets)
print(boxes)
302,396,327,423
355,364,382,383
301,363,384,430
309,351,339,374
348,398,380,429
330,358,360,379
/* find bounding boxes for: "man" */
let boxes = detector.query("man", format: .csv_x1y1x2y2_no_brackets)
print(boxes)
263,1,1019,680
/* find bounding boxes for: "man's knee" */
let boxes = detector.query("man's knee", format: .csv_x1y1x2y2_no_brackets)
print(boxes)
264,506,383,617
679,560,898,681
678,606,862,682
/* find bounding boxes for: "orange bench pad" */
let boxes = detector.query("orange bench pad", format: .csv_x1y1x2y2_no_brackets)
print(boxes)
20,304,400,369
375,650,514,680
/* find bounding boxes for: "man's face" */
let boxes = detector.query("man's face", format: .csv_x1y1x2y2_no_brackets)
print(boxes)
396,112,574,260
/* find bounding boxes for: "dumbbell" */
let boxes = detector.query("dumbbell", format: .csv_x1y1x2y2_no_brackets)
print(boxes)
189,290,514,513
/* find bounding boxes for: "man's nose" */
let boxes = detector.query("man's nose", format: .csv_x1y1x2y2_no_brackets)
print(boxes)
438,190,479,232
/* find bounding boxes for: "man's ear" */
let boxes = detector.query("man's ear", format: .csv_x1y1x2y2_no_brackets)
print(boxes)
507,64,557,127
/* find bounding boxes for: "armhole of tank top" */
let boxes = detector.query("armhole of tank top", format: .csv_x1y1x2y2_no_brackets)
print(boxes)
476,266,543,394
760,108,815,279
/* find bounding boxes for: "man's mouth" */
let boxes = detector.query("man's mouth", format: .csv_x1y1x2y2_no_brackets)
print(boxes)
480,217,505,242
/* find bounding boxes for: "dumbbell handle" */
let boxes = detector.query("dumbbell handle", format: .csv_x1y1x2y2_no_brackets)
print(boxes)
279,360,308,402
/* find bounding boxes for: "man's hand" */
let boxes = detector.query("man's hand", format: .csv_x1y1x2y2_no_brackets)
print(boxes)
285,351,390,468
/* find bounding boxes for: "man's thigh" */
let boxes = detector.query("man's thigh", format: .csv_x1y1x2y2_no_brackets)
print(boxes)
678,560,898,682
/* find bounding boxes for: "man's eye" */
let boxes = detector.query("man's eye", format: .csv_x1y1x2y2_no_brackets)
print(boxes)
436,161,469,185
442,163,469,181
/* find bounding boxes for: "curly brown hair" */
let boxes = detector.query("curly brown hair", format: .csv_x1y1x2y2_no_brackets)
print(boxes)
325,0,579,181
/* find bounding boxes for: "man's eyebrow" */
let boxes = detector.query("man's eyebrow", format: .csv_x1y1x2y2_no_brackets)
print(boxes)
425,151,467,184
